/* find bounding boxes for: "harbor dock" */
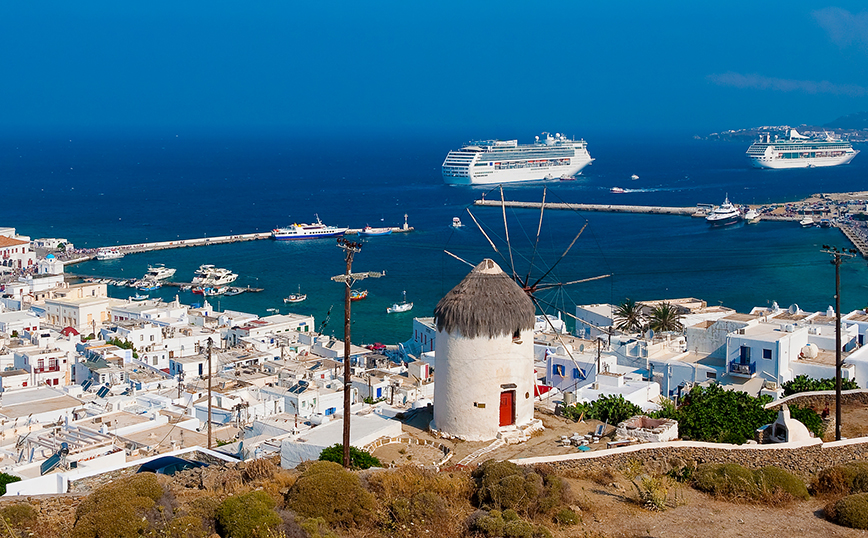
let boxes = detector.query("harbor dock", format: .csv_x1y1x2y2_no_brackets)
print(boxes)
475,199,708,217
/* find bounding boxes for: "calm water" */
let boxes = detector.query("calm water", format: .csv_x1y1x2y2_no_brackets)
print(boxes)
3,130,867,343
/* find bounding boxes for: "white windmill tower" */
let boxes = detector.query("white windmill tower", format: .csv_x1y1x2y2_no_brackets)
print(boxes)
436,186,612,440
432,258,536,441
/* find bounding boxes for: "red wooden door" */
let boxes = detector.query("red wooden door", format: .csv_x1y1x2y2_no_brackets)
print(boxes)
499,391,515,426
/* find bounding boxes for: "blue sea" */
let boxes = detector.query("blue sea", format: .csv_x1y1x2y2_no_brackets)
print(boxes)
4,129,868,344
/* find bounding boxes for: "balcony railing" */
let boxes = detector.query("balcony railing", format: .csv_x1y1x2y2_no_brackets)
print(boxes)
730,361,756,375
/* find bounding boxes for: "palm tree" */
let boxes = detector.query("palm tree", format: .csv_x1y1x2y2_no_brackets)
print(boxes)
613,298,645,334
648,302,684,334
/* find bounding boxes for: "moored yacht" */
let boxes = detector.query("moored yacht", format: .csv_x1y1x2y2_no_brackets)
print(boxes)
144,264,176,281
192,264,239,286
706,196,742,227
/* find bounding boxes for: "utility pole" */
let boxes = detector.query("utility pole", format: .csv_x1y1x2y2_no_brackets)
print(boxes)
331,238,384,468
207,337,213,450
822,245,856,441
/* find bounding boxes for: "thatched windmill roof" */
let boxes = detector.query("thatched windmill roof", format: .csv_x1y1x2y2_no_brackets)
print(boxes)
435,259,535,339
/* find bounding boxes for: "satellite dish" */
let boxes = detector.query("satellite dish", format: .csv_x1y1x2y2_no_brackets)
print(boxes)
579,344,585,352
788,303,799,314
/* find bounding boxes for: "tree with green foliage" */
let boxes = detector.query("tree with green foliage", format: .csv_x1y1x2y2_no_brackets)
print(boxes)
648,302,683,334
319,444,381,470
0,473,21,495
613,298,645,334
782,374,859,396
676,383,777,444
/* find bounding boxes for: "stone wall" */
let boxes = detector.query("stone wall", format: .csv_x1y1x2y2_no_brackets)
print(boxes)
765,388,868,410
514,438,868,481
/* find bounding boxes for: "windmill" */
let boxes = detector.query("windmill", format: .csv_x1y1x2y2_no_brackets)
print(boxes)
444,185,614,396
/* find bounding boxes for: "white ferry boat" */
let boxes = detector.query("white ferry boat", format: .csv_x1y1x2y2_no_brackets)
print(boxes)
191,264,239,286
746,130,859,169
442,132,593,185
144,264,176,281
706,196,742,227
272,215,348,240
96,248,124,261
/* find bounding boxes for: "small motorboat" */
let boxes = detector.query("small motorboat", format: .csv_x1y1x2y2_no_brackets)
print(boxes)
387,291,413,314
631,174,639,180
819,219,832,228
610,187,626,194
138,281,161,291
224,287,246,296
800,217,815,228
452,217,464,228
350,289,368,301
130,294,149,302
744,208,760,224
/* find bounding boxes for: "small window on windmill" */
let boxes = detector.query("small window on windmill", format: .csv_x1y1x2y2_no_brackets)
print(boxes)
512,329,522,344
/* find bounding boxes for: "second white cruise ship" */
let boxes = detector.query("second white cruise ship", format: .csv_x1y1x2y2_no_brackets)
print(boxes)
442,132,593,185
746,129,859,169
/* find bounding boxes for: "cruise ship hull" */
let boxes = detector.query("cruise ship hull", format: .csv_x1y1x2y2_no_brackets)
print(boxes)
445,158,592,185
749,152,859,169
272,229,347,240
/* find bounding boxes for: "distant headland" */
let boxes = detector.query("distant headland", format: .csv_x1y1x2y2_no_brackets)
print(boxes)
701,111,868,142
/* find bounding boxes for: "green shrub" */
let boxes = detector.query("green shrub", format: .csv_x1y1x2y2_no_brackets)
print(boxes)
815,462,868,496
831,492,868,529
299,517,338,538
503,518,535,538
72,473,167,538
471,509,505,536
788,405,824,438
693,463,808,503
285,461,374,527
782,374,859,396
0,473,21,495
554,507,578,525
318,443,382,470
472,460,570,516
694,463,758,499
677,384,777,444
473,460,542,512
562,394,642,425
754,466,809,500
215,490,280,538
163,515,208,538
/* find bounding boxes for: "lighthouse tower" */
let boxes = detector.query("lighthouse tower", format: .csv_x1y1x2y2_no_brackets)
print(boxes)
432,259,536,441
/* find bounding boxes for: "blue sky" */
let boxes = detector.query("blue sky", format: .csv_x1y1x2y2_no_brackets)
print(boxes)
2,1,868,134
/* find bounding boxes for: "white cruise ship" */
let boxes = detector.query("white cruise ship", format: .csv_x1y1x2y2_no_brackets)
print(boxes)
442,132,593,185
746,130,859,169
